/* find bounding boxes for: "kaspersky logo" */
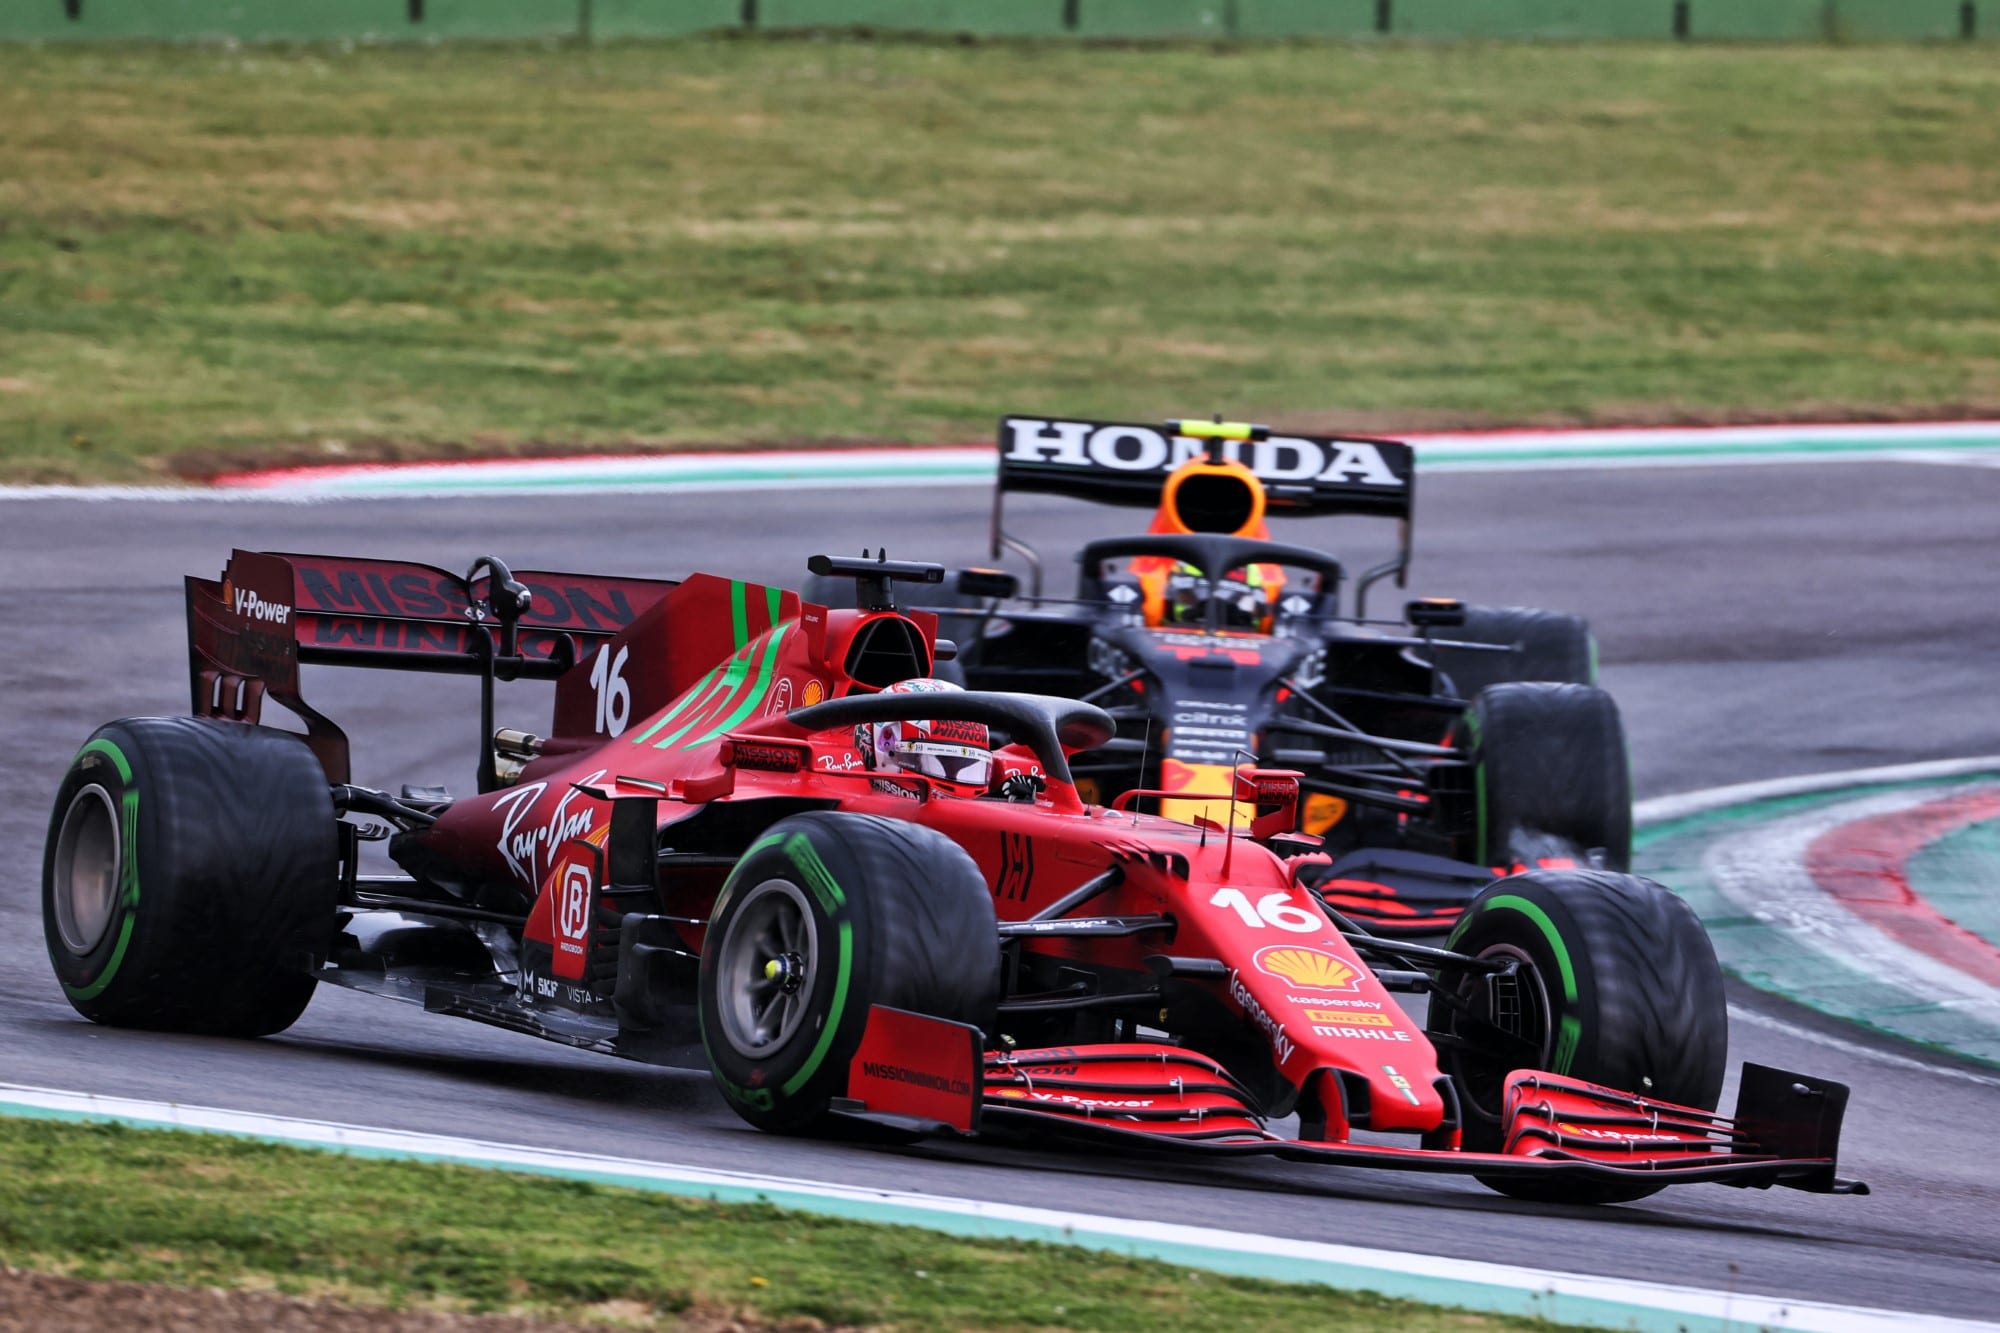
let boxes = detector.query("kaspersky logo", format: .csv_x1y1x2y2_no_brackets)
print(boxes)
1254,945,1361,993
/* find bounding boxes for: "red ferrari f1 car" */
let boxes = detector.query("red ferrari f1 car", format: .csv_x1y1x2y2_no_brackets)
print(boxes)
42,548,1864,1204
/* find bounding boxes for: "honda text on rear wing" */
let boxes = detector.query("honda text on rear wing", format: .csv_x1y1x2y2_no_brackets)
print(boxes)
991,415,1416,600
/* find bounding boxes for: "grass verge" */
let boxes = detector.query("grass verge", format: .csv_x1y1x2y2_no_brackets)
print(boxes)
0,1115,1565,1330
2,38,1998,481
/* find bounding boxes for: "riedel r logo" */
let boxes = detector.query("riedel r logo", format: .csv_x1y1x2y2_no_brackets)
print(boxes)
556,862,591,950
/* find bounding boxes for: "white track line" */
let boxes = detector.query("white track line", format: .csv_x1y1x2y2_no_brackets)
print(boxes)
0,1081,1986,1333
1411,421,2000,450
1633,756,2000,824
1726,1005,2000,1091
7,422,2000,501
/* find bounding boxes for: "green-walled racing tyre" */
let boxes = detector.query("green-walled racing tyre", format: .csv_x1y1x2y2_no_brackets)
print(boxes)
699,811,999,1134
1427,868,1728,1204
43,717,339,1037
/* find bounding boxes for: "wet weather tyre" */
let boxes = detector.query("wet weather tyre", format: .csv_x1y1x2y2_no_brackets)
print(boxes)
42,717,339,1037
700,812,999,1134
1427,868,1728,1204
1468,681,1631,872
1433,606,1594,700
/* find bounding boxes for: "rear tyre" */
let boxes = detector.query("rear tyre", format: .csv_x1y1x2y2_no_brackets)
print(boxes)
43,717,339,1037
700,812,999,1134
1427,869,1728,1204
1432,606,1594,700
1467,682,1631,872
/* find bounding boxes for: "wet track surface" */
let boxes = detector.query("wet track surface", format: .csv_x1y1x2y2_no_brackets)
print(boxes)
5,461,2000,1318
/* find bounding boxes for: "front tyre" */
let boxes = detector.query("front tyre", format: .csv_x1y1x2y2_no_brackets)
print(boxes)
1427,869,1727,1204
43,718,339,1037
700,812,999,1134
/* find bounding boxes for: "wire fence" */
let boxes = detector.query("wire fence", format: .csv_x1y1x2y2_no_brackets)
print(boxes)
4,0,1989,43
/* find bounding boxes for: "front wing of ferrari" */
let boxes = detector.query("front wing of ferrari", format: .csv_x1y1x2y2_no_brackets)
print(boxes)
837,1007,1865,1196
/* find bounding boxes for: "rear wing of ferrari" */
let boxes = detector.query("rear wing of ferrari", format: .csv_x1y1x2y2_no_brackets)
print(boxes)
186,549,678,786
990,415,1416,597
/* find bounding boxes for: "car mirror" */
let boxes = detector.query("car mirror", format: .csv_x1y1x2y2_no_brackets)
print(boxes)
1406,597,1466,629
955,567,1019,600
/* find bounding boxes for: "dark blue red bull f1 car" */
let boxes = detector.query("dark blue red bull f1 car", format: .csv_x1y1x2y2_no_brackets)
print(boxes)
864,415,1632,938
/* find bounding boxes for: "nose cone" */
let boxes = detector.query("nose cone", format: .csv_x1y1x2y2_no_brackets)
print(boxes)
1228,941,1448,1136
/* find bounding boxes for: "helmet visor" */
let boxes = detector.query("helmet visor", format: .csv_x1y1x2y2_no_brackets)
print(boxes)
902,741,992,787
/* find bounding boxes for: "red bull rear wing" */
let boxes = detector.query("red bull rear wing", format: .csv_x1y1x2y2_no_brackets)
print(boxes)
990,415,1416,588
994,415,1414,517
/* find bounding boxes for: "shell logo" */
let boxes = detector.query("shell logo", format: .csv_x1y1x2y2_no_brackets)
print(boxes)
1254,945,1361,993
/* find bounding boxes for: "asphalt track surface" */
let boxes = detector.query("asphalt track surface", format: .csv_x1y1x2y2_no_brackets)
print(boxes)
5,460,2000,1321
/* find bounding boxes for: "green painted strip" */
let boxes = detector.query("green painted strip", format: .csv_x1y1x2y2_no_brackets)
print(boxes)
1447,886,1583,1072
242,428,2000,496
784,831,847,912
1422,435,2000,468
782,918,852,1098
755,828,852,1097
61,917,134,1003
688,625,791,747
629,659,734,746
119,789,139,906
651,656,753,750
78,738,133,783
765,584,782,625
62,739,142,1002
1477,895,1579,1074
729,580,749,650
348,462,992,494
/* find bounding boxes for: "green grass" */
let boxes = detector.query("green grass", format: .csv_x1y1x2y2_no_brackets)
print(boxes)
2,38,1998,482
0,1116,1557,1330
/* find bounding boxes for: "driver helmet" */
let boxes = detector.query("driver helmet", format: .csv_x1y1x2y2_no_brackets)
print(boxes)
867,678,994,787
1161,561,1271,631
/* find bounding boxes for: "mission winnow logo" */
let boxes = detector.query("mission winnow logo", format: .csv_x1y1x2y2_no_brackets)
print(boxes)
859,1062,972,1096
